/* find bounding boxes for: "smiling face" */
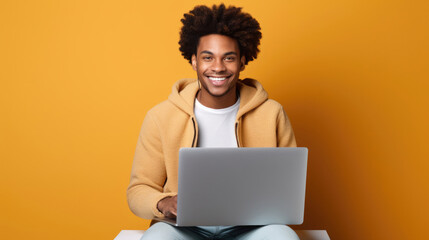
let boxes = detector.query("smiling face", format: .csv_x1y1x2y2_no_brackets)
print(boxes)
192,34,245,109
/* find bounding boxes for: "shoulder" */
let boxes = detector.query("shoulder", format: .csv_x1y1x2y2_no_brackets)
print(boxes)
146,100,183,121
258,98,285,113
245,98,290,124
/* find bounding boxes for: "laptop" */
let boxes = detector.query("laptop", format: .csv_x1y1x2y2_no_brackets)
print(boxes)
154,147,308,226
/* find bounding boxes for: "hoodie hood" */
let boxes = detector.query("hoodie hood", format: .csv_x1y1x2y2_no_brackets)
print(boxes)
168,78,268,119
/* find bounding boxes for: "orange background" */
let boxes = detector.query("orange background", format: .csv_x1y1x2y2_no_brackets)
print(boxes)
1,0,428,239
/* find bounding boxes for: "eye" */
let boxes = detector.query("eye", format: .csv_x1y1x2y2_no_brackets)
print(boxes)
224,56,236,61
202,56,212,61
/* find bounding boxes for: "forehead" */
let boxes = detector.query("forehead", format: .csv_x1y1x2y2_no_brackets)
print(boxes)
197,34,240,54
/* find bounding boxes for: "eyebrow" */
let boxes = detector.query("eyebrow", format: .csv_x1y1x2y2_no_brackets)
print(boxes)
199,50,238,56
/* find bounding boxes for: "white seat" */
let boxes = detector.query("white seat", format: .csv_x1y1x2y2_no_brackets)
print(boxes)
114,230,330,240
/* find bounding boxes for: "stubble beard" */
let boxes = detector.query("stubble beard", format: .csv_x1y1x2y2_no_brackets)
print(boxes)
200,81,235,98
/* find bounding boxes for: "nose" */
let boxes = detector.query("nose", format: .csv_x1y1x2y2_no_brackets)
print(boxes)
211,59,226,73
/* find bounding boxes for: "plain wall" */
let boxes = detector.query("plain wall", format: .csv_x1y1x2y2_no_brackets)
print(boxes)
1,0,427,239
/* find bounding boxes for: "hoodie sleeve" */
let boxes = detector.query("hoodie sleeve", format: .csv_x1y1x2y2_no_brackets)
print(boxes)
127,111,177,219
277,106,297,147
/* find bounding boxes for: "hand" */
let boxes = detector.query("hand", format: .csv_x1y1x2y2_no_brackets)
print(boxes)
157,195,177,219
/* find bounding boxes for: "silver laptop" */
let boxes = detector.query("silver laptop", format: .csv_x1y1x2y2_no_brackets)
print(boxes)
155,147,308,226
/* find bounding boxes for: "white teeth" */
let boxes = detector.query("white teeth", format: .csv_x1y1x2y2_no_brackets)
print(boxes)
208,77,227,81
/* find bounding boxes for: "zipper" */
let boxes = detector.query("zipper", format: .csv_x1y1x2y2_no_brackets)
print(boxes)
235,122,241,147
191,117,198,147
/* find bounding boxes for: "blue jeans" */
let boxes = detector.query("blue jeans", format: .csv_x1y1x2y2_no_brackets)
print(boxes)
140,222,300,240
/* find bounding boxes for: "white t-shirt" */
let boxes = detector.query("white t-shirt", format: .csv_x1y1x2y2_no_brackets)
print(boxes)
194,98,240,148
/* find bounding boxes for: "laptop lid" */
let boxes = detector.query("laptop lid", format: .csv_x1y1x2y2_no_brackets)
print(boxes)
173,147,308,226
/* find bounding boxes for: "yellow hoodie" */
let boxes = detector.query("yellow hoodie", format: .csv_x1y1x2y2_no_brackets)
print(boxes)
127,78,296,219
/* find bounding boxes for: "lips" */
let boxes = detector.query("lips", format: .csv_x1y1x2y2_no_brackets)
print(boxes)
207,75,231,86
208,76,227,81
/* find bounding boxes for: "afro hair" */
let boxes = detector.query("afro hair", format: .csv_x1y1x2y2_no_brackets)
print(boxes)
179,4,262,65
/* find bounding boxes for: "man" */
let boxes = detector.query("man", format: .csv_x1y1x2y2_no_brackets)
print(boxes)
127,4,300,240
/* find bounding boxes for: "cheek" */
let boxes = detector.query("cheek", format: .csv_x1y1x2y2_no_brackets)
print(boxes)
197,63,209,74
228,64,241,74
196,65,204,73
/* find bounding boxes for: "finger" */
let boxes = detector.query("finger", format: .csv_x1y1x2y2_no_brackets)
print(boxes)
165,209,177,218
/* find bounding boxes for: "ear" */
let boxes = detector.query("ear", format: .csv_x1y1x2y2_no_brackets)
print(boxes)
191,54,197,71
240,55,246,71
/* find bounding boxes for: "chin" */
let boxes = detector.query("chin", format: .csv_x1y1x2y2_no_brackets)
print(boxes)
207,88,232,98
